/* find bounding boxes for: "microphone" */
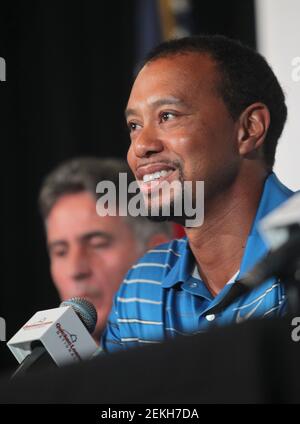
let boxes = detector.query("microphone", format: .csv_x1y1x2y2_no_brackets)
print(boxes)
240,225,300,288
241,191,300,287
7,297,98,378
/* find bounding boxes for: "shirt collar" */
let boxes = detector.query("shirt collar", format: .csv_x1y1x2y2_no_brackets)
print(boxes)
239,172,294,278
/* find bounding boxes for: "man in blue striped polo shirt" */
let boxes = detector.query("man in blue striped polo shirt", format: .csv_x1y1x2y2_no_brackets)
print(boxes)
101,35,296,352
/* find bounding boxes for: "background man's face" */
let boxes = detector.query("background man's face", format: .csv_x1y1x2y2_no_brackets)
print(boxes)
126,53,241,217
46,191,142,340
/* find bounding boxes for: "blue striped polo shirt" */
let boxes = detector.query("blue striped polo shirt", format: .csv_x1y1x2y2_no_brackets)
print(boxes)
101,173,295,353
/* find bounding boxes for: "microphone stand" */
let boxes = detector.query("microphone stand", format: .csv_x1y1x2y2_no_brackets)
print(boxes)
272,225,300,315
11,342,56,379
251,225,300,315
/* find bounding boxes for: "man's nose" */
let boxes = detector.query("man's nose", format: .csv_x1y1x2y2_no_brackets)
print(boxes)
132,125,164,158
68,246,92,282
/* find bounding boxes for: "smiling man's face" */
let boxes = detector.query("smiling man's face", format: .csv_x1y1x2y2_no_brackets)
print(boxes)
126,52,241,221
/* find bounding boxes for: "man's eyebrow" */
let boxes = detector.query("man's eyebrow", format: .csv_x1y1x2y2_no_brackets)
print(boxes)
125,97,185,119
47,240,67,251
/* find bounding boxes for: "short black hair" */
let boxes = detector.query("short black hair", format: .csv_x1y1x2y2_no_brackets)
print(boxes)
143,35,287,170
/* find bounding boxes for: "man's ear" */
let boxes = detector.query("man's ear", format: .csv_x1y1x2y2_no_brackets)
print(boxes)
237,102,270,159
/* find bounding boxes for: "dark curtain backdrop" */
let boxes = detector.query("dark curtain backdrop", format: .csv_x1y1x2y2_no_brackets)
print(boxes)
0,0,255,373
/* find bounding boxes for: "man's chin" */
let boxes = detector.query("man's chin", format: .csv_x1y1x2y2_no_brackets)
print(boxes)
144,199,183,223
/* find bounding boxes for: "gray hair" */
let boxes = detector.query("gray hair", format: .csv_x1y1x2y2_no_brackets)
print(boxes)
39,157,173,249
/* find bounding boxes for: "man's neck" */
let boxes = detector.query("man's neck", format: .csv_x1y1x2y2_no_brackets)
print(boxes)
185,165,268,296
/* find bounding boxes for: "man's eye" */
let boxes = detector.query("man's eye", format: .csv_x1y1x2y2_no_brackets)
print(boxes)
88,238,110,249
160,112,176,122
90,242,109,249
127,122,140,132
52,249,67,258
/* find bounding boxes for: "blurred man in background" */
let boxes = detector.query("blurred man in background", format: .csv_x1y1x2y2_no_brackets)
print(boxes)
39,157,172,342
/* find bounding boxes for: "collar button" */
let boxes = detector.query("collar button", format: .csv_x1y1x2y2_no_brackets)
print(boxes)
205,314,215,321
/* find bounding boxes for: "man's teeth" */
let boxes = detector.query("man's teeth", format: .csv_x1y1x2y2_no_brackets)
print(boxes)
143,169,171,183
